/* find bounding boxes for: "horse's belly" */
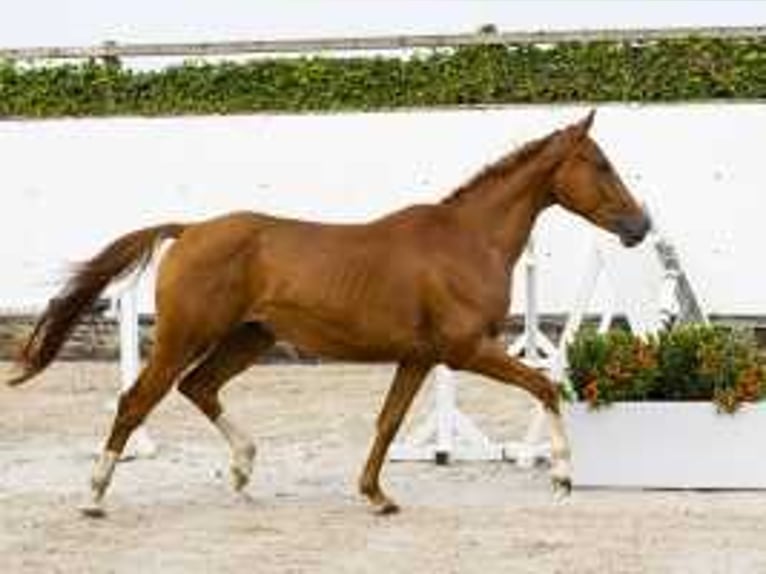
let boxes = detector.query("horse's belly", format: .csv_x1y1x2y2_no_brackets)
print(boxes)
255,303,418,362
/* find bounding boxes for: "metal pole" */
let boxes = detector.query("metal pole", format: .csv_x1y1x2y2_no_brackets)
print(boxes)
1,26,765,61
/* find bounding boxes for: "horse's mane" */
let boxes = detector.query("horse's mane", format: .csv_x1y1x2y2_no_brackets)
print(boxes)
440,131,553,205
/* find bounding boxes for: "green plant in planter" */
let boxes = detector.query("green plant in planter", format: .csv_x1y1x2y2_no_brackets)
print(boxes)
565,324,766,413
565,327,659,408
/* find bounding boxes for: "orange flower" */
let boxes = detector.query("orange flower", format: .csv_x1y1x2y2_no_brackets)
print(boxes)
736,367,763,402
583,380,600,405
635,343,656,369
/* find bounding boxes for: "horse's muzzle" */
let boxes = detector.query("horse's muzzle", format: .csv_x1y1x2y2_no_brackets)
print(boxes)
615,211,651,247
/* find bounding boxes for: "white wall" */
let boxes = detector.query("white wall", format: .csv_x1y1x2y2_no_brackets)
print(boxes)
1,103,764,316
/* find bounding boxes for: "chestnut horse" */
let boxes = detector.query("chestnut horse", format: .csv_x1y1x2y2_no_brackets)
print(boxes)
7,111,649,517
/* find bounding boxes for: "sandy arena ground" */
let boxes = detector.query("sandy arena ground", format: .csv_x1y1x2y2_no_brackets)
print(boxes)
2,361,766,573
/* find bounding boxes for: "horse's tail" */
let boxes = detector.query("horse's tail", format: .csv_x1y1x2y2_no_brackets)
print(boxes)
6,223,186,387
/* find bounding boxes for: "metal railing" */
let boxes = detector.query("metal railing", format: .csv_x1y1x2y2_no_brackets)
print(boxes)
0,25,764,61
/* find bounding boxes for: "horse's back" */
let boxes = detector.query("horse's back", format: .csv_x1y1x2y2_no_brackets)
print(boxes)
152,204,499,362
240,204,458,359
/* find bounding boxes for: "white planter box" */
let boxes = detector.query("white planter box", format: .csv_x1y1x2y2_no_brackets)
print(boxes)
565,402,766,489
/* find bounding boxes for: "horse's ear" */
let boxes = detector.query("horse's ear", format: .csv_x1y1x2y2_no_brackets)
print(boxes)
573,109,596,138
541,109,597,165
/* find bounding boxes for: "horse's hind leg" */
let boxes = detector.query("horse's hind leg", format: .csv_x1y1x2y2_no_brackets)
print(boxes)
177,322,275,492
82,342,196,518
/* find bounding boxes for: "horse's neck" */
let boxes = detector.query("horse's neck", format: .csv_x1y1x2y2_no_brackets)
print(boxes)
450,173,550,265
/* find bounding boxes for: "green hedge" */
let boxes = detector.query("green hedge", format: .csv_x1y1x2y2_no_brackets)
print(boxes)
1,37,765,117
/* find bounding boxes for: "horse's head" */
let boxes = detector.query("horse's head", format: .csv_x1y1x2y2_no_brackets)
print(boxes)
547,111,650,247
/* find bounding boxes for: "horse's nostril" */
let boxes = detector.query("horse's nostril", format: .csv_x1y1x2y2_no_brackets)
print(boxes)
617,213,651,247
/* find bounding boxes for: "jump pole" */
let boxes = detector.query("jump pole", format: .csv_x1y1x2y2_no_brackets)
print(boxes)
109,272,157,459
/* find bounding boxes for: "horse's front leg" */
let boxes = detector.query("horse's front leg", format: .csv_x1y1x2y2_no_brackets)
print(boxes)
454,337,572,496
359,360,432,514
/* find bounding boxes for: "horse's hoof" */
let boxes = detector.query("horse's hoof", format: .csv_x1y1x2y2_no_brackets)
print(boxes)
4,365,31,387
80,503,107,519
231,466,250,492
551,476,572,499
374,500,400,515
230,445,255,492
